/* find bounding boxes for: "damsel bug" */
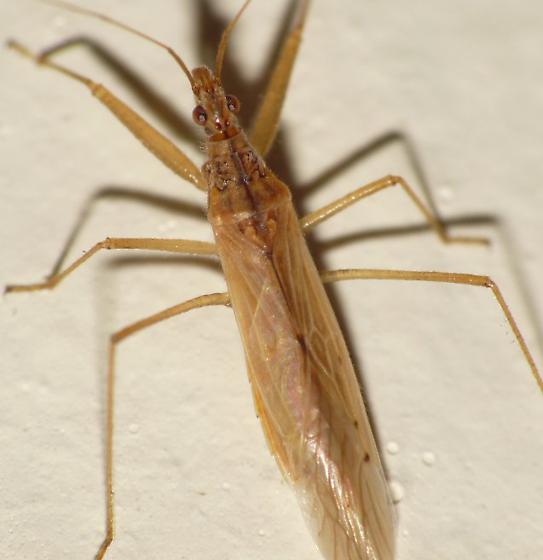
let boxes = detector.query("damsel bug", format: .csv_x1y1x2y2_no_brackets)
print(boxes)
4,1,543,560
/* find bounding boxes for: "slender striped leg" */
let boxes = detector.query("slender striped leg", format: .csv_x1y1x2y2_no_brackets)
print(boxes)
95,291,230,560
320,268,542,392
249,0,310,156
5,238,217,294
301,175,489,245
7,40,206,191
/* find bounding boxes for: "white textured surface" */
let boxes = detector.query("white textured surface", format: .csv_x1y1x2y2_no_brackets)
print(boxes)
1,1,542,559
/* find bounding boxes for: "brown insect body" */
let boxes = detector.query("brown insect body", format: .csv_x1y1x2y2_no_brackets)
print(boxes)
10,2,540,559
197,66,395,559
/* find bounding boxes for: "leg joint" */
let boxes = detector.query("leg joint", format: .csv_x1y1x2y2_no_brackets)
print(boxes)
483,276,496,290
386,174,403,185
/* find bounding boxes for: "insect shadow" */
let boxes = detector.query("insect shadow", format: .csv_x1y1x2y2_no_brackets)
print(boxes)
34,0,542,477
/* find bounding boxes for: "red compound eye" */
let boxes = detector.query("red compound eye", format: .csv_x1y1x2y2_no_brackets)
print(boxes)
226,95,241,113
192,105,208,125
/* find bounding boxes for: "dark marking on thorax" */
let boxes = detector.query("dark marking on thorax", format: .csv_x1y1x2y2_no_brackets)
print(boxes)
206,133,292,247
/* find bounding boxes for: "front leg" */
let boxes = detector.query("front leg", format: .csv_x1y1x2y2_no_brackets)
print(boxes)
8,39,206,191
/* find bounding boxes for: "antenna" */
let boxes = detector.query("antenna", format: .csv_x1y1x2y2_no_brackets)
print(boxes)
215,0,252,80
40,0,195,87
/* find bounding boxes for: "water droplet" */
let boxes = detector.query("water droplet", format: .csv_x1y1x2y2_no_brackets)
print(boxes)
128,423,139,434
0,124,13,138
388,480,404,503
158,219,177,233
386,441,399,455
258,529,265,537
438,185,453,201
422,451,436,466
53,16,67,29
222,482,231,491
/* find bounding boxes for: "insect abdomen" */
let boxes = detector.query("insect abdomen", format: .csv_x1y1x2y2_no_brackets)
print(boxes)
211,191,395,560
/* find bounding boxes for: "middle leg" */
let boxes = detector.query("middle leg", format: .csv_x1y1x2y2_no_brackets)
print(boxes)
5,237,217,293
5,238,217,293
301,175,489,245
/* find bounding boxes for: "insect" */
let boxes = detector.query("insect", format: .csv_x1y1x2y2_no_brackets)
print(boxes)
4,0,543,558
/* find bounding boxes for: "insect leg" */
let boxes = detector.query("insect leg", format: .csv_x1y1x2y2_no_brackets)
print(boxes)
300,174,489,245
5,238,217,293
249,0,310,156
96,291,230,559
7,40,206,191
321,268,543,392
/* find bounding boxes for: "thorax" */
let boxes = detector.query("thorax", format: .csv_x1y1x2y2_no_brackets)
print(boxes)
205,132,291,230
